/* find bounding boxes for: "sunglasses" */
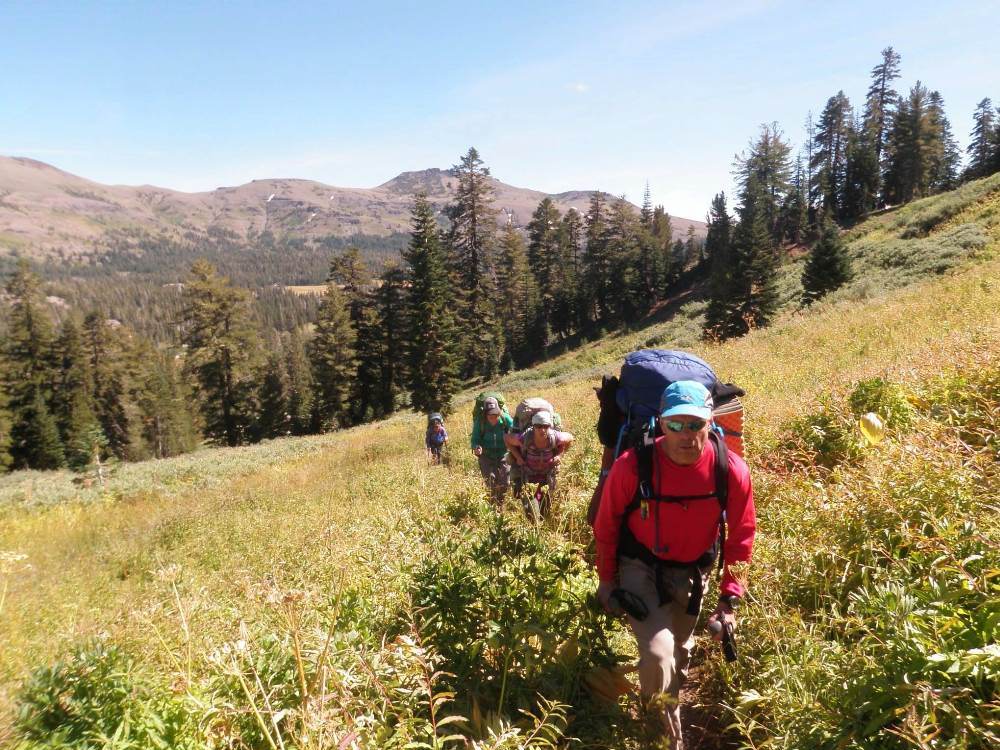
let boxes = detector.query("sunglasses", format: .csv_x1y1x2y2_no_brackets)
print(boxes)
660,418,708,433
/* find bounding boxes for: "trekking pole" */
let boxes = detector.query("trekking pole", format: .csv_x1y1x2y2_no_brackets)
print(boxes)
708,619,737,662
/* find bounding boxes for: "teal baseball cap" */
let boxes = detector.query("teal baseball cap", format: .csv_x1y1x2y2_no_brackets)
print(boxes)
659,380,714,420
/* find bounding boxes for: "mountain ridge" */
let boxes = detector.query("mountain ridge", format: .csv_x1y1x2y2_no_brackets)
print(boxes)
0,156,707,262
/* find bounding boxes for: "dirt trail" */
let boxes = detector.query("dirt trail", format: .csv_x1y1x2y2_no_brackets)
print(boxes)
679,661,733,749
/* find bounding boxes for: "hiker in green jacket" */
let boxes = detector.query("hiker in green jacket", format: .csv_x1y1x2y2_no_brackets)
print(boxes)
471,397,513,505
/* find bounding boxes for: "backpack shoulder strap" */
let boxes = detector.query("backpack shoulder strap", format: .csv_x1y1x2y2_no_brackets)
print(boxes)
711,430,729,511
710,429,730,573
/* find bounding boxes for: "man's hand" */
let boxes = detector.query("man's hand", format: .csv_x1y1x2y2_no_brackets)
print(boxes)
596,581,623,616
706,600,737,641
473,446,483,456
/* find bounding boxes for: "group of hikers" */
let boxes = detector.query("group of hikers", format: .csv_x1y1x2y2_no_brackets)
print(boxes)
424,350,756,748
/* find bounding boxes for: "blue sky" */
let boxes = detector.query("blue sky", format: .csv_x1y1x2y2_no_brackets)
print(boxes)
2,0,998,219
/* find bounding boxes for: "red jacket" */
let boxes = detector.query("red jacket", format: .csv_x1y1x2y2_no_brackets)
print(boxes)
594,436,755,598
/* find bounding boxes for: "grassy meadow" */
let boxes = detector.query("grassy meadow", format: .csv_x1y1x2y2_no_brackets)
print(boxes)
1,177,999,748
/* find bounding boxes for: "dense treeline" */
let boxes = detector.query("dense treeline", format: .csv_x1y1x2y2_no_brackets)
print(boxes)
702,46,1000,338
41,277,320,344
0,260,199,472
3,227,410,288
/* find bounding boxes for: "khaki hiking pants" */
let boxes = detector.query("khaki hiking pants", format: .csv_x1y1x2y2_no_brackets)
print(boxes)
477,454,510,505
619,556,709,748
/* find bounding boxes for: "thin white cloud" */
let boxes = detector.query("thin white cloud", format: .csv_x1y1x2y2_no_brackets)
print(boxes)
569,82,589,93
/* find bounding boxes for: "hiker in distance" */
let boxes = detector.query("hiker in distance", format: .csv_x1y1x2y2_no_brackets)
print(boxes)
593,380,756,746
425,412,448,465
505,410,574,515
471,396,514,505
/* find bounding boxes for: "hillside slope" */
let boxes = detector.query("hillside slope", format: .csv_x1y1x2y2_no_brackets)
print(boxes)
1,179,998,748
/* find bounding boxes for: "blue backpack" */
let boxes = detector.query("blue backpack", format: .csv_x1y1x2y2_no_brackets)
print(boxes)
599,350,742,457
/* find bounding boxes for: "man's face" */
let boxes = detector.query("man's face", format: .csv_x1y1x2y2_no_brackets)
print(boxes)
486,412,500,426
660,415,710,465
532,424,551,445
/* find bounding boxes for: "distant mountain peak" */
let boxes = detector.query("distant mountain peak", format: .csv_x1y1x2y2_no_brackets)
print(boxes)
377,168,458,195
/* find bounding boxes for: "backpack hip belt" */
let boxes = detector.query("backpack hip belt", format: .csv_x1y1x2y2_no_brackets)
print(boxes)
618,525,717,616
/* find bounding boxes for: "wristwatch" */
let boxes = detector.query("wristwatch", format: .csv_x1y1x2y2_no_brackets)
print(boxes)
719,594,741,609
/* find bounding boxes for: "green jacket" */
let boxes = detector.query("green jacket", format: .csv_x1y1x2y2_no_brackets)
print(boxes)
471,413,513,460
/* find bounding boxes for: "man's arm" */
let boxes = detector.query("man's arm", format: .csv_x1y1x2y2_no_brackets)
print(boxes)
720,454,756,598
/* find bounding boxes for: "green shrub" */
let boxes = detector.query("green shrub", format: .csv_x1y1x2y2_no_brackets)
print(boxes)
848,377,916,431
15,642,203,749
407,513,626,740
783,408,863,468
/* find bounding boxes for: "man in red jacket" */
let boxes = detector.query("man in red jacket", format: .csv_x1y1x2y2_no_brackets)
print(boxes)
594,380,755,746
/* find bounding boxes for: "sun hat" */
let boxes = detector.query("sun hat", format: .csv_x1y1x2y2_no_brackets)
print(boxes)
659,380,713,420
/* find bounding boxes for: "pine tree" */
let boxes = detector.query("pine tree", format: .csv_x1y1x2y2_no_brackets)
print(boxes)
702,192,734,338
446,147,503,379
13,389,66,470
309,280,356,431
0,390,13,473
351,290,383,423
604,197,643,324
326,246,371,323
841,117,879,222
780,158,810,244
707,180,779,339
2,260,61,469
965,98,996,180
640,182,654,228
257,351,291,439
404,194,461,414
864,46,902,203
82,311,132,458
557,207,585,332
811,92,853,215
496,222,535,369
372,264,407,415
651,206,674,287
51,317,94,448
582,191,611,322
927,91,961,191
180,260,260,446
64,389,106,471
801,215,853,304
884,82,938,203
734,122,793,239
130,343,199,458
284,329,314,435
527,197,563,342
705,193,732,330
